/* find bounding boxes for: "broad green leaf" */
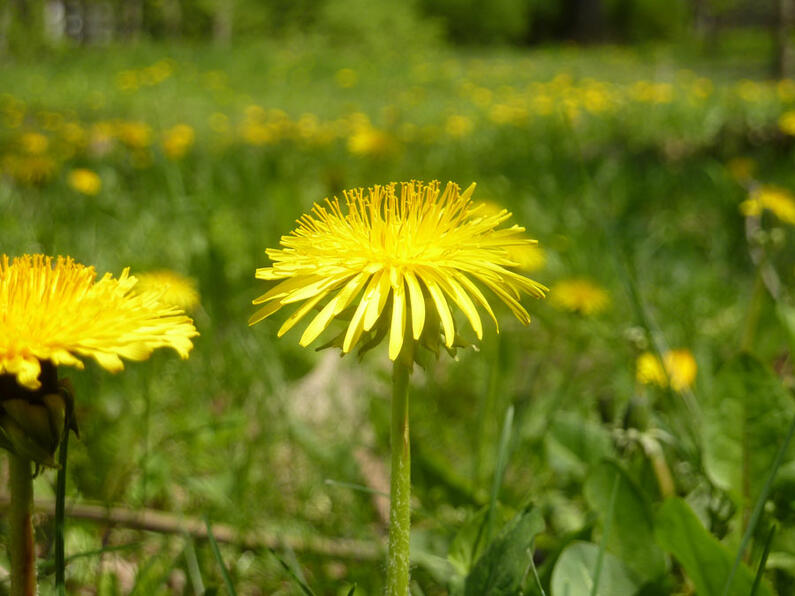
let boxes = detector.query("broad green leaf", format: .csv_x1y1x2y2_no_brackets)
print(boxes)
550,541,641,596
584,460,666,581
463,506,545,596
545,413,615,477
702,354,795,507
448,504,513,575
654,498,772,596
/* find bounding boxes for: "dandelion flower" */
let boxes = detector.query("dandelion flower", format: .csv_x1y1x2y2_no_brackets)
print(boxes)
19,132,49,155
740,185,795,225
250,181,547,360
68,168,102,195
0,255,198,391
779,110,795,136
636,349,697,392
135,270,200,311
162,124,195,160
549,278,610,316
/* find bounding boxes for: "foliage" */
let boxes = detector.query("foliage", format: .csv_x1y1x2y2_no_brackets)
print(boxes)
0,35,795,593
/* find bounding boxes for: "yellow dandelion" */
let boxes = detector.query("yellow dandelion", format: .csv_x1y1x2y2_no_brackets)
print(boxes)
347,124,395,157
0,255,198,390
549,278,610,316
18,132,49,155
250,181,547,360
636,349,697,392
135,270,200,311
778,110,795,136
445,114,474,139
2,154,57,185
740,185,795,225
507,244,547,272
115,121,152,149
67,168,102,195
162,124,195,160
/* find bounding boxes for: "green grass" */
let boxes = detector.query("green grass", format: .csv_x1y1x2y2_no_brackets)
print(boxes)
1,36,795,594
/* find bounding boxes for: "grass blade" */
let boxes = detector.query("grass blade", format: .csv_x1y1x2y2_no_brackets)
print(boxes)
205,516,237,596
722,410,795,596
750,525,776,596
268,548,316,596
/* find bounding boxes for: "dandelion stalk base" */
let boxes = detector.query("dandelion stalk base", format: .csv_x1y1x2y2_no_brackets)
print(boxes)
387,359,411,596
9,453,36,596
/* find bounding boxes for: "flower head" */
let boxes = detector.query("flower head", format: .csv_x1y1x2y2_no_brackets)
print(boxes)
740,185,795,225
0,255,198,390
135,270,200,311
162,124,195,160
636,349,697,392
549,278,610,316
250,181,546,360
68,168,102,195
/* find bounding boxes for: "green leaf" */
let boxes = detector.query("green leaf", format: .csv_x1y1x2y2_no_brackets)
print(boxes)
654,498,772,596
545,413,615,478
703,354,795,507
448,504,513,575
550,541,641,596
584,460,666,582
463,506,545,596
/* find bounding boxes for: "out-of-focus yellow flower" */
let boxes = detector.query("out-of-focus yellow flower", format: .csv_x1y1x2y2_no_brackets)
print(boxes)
162,124,195,160
637,349,697,392
507,245,547,272
445,114,473,138
67,168,101,195
778,110,795,136
115,121,152,149
19,132,49,155
549,278,610,316
740,185,795,225
347,117,395,157
2,154,57,185
736,80,765,103
726,157,756,183
777,79,795,102
335,68,358,88
135,270,200,311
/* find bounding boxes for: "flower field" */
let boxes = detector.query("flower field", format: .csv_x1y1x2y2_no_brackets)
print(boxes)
2,35,795,594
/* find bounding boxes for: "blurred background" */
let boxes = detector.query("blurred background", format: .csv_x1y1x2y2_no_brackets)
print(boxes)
2,1,795,595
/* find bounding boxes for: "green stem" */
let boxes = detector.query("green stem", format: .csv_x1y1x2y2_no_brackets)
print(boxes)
741,268,765,353
387,359,412,596
9,453,36,596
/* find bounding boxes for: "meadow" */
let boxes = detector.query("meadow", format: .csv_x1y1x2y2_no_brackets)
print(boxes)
1,33,795,594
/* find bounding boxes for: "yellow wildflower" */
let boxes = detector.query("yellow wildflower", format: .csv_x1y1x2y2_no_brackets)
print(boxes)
67,168,102,195
135,270,200,311
445,115,474,139
162,124,195,160
0,255,197,390
115,121,152,149
778,110,795,136
740,186,795,225
250,181,547,359
549,278,610,316
637,349,697,392
18,132,49,155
